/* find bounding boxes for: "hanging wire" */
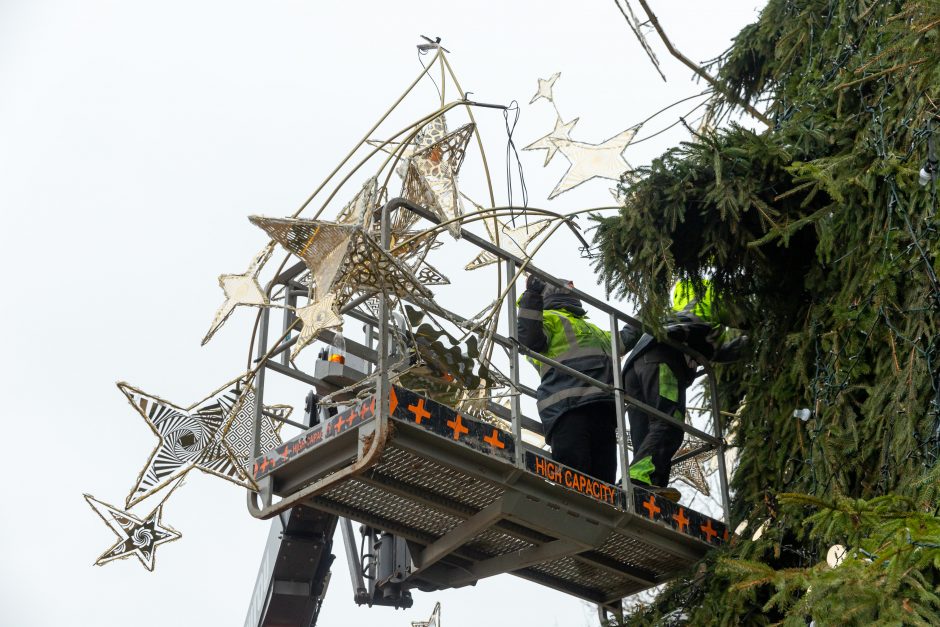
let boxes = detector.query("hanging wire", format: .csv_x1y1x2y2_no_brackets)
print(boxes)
503,100,528,224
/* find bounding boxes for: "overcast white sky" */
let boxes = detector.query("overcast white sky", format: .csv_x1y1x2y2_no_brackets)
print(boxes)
0,1,763,625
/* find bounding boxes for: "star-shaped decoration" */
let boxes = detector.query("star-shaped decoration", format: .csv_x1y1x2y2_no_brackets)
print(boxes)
368,115,450,181
548,126,640,199
84,492,181,571
523,115,579,166
250,217,433,357
119,377,288,506
401,123,475,239
465,214,552,271
335,177,379,229
202,242,275,345
292,292,344,359
411,601,441,627
529,72,561,105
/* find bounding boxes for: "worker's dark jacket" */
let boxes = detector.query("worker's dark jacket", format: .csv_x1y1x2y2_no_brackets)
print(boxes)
621,310,747,380
517,288,615,441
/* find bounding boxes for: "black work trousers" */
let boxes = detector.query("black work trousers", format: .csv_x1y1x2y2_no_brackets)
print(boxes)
623,348,690,488
549,402,617,484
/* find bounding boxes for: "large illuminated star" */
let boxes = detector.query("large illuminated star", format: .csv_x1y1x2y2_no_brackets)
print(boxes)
523,115,579,166
202,243,275,345
292,292,344,359
548,127,640,199
529,72,561,105
84,493,181,571
119,377,288,506
402,123,475,239
465,214,552,271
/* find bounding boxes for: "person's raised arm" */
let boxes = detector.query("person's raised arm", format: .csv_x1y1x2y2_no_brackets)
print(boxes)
517,274,548,353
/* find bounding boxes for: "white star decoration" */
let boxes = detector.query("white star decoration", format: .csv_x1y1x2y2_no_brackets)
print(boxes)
548,127,640,199
529,72,560,105
465,214,552,271
202,243,275,345
84,492,182,571
292,292,344,359
523,115,579,166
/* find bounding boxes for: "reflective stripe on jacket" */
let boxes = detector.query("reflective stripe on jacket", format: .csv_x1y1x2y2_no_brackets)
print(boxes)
517,292,615,438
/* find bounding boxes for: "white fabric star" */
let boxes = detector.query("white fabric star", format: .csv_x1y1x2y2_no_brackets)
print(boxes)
529,72,561,105
84,493,181,571
202,243,274,345
548,127,640,199
523,115,579,166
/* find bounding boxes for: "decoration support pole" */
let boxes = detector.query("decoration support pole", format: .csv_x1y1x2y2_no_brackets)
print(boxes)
610,312,634,513
505,259,524,468
252,307,270,458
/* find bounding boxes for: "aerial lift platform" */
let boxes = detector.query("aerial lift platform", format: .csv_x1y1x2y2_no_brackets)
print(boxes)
244,200,733,621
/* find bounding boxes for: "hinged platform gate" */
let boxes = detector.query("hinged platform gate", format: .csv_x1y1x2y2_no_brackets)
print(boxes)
245,199,733,615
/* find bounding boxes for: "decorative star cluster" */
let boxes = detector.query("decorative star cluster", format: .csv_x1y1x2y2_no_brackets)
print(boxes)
524,72,641,198
85,491,182,571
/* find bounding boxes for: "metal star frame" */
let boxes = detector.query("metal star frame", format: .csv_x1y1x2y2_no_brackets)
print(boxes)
84,489,182,571
292,292,344,359
402,123,475,238
202,242,276,345
529,72,561,105
119,376,289,507
250,216,433,305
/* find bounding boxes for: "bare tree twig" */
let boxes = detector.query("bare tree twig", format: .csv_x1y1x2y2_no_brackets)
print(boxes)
636,0,772,127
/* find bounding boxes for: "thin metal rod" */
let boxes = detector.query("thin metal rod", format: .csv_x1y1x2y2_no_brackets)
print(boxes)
339,517,367,597
261,408,309,431
252,308,270,458
292,49,442,218
505,259,524,467
609,312,634,512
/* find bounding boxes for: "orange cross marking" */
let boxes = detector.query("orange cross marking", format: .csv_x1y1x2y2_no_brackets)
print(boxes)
447,414,469,440
341,412,356,429
483,428,505,449
723,528,729,542
672,507,689,532
389,388,398,415
701,519,718,543
642,495,661,519
359,396,376,418
407,398,431,424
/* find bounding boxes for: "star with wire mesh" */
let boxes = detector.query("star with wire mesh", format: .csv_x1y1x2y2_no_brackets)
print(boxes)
118,377,289,507
251,216,433,301
523,115,579,166
465,210,553,271
84,492,181,571
335,176,380,229
202,242,275,345
548,126,640,198
401,122,475,238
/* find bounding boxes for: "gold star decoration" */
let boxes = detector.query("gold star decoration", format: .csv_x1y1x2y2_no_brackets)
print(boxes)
292,292,344,359
368,115,450,180
250,217,433,357
548,127,640,199
119,377,289,507
411,602,442,627
529,72,561,105
465,214,552,271
402,123,475,239
202,242,275,345
523,115,579,166
335,176,380,229
84,491,182,571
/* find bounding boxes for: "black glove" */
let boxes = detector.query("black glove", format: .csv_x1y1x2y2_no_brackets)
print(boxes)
526,273,546,294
